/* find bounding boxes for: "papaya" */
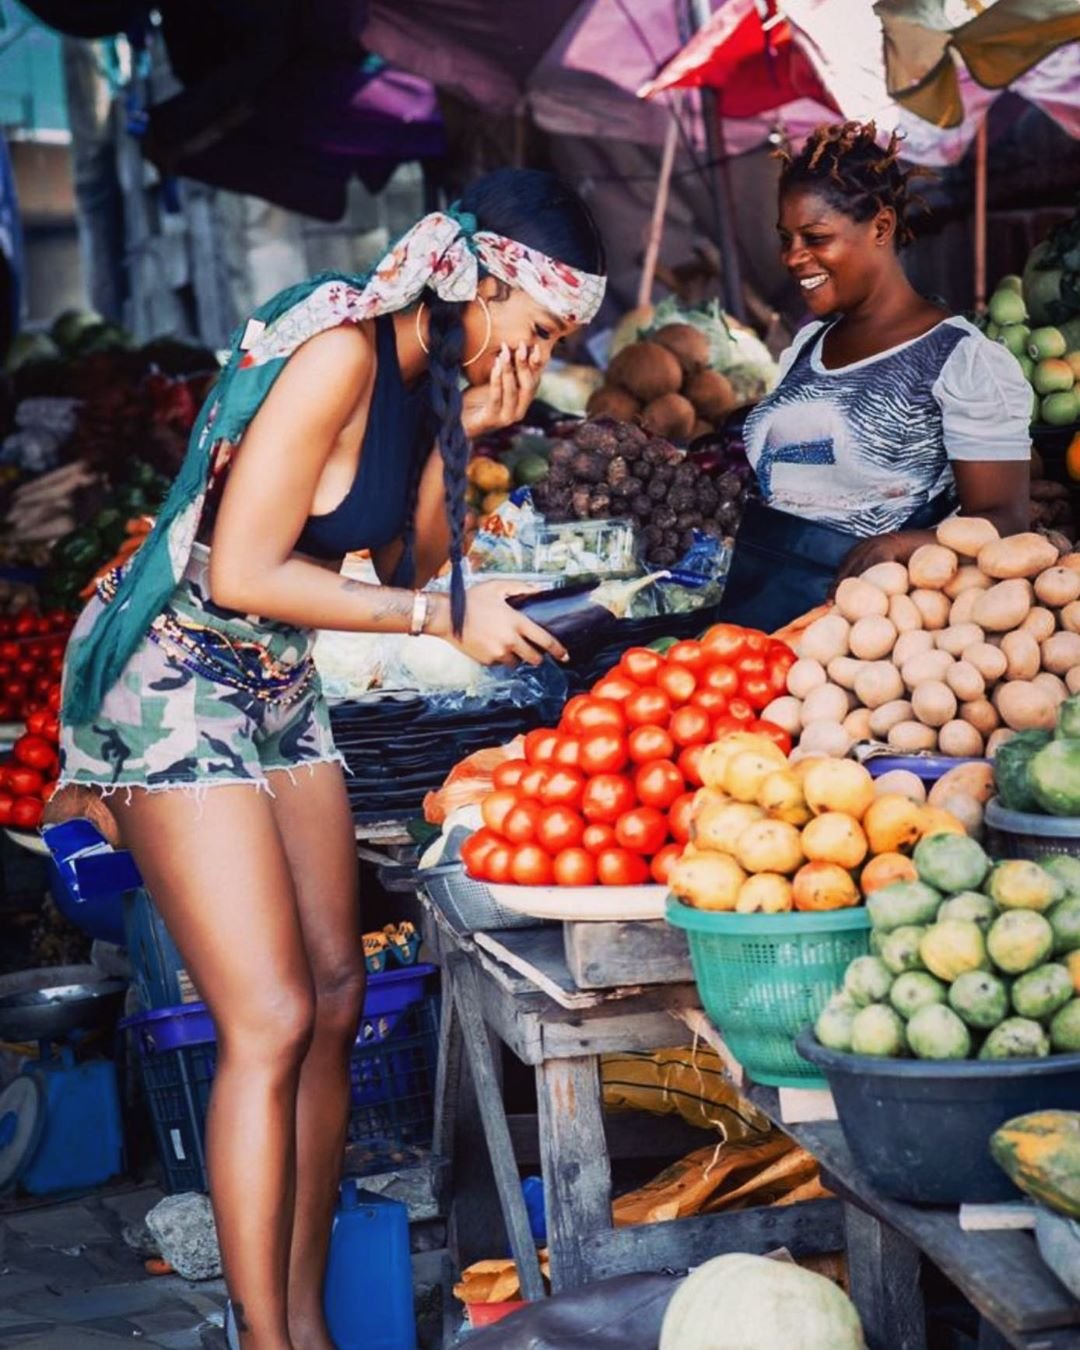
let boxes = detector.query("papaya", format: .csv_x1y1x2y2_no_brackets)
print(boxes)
990,1111,1080,1217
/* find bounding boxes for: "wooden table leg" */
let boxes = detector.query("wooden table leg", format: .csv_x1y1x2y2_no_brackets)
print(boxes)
976,1321,1014,1350
843,1202,928,1350
535,1054,612,1293
447,952,546,1302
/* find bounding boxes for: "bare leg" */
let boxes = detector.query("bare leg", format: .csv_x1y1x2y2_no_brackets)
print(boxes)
113,787,314,1350
267,763,365,1350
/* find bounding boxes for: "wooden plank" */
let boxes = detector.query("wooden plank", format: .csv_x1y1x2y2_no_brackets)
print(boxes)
579,1198,844,1282
447,953,546,1302
536,1056,613,1293
507,1111,715,1166
844,1202,927,1350
562,919,693,990
749,1087,1080,1337
540,1005,697,1060
476,927,612,1009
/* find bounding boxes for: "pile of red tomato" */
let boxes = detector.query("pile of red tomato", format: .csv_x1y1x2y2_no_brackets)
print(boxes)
462,624,796,888
0,609,73,831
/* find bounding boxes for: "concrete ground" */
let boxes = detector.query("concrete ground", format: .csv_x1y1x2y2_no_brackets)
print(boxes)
0,1181,452,1349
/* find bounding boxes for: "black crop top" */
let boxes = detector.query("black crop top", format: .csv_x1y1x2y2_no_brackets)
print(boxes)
292,314,432,567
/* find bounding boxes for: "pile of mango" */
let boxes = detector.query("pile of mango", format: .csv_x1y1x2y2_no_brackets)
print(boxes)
815,838,1080,1061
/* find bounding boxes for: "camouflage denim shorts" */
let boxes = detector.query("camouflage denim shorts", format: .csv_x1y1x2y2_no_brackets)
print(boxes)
59,545,342,793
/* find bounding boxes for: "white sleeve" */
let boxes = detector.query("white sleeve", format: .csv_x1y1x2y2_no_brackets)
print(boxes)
775,321,826,382
933,332,1032,462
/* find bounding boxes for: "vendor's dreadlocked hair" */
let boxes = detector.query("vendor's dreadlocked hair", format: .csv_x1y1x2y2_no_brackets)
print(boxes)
415,169,605,635
776,121,931,248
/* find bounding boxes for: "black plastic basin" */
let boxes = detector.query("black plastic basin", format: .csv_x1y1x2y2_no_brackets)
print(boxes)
797,1028,1080,1205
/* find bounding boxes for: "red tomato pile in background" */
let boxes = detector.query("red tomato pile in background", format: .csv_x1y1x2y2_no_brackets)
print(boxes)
0,610,73,831
463,624,796,888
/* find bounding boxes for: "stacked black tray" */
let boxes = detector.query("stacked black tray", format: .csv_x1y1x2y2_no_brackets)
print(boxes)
329,690,557,824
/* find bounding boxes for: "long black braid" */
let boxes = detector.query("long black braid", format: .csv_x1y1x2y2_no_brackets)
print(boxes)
424,289,470,635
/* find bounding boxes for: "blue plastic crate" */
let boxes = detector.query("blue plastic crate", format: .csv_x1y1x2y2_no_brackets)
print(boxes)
124,972,439,1192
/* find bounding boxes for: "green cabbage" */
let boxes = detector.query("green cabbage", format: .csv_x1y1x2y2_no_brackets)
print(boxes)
994,729,1053,813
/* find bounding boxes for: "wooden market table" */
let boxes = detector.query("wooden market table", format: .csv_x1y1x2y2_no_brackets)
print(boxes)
418,895,843,1299
748,1086,1080,1350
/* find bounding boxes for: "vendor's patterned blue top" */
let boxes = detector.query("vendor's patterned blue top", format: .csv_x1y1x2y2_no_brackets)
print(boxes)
743,316,1032,538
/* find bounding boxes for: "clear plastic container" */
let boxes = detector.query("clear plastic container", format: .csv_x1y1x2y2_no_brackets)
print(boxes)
531,518,638,579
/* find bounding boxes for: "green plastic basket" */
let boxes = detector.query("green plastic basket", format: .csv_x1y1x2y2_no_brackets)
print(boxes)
666,897,872,1088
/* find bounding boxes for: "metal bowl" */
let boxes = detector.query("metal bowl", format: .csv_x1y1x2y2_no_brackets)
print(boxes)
0,965,127,1041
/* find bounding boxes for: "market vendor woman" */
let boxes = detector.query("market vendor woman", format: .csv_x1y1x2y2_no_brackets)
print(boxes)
719,121,1031,631
57,170,605,1350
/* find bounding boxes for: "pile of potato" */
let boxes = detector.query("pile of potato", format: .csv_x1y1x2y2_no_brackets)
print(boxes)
764,521,1080,760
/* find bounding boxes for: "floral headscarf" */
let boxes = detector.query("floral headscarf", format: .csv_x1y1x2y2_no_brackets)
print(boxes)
63,209,606,724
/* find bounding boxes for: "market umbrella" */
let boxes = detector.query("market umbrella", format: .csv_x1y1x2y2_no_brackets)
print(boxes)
875,0,1080,127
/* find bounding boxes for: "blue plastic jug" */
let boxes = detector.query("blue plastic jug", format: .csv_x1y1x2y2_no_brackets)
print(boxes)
323,1180,416,1350
21,1047,123,1195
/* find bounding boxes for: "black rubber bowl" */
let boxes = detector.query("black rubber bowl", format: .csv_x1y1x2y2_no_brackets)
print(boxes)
796,1028,1080,1204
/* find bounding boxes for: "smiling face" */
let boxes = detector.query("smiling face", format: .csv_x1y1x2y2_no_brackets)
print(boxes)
777,188,897,317
460,279,579,386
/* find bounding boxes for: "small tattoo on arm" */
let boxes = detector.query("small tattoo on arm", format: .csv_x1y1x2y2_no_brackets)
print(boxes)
340,578,413,623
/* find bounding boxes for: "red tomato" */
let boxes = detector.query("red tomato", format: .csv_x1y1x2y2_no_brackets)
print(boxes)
582,822,617,856
481,789,520,836
40,781,57,803
669,705,712,748
552,846,598,887
537,805,585,854
47,684,62,712
591,673,637,704
0,702,13,723
40,715,59,743
582,774,636,824
768,657,795,695
11,796,42,829
486,843,515,884
650,843,683,887
524,728,562,766
678,744,706,787
700,623,747,664
540,767,586,810
737,653,766,679
624,687,672,729
559,694,591,734
25,711,50,737
552,737,583,770
7,766,43,798
4,679,27,704
519,765,552,799
726,697,755,725
742,631,769,657
14,734,58,772
572,698,627,735
0,790,12,825
750,718,794,755
15,659,35,680
493,758,530,791
461,828,503,880
712,714,747,740
690,688,729,715
596,848,650,886
701,664,739,698
635,760,684,811
510,844,554,886
614,806,668,855
656,663,696,706
619,647,664,685
503,799,544,845
627,725,675,765
668,792,697,844
11,614,34,637
739,674,774,711
579,731,629,776
666,640,709,674
0,641,19,663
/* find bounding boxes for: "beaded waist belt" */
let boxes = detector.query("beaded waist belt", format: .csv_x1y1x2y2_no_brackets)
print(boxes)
96,566,313,706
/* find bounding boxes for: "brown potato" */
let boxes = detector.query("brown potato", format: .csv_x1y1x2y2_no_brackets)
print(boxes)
1001,630,1041,681
1041,631,1080,676
944,565,993,600
887,720,938,752
853,662,905,709
994,681,1058,732
1020,606,1057,643
849,615,898,661
935,623,984,658
1033,671,1069,707
888,593,923,634
962,641,1008,684
893,630,935,667
935,516,1000,558
911,680,958,729
908,544,959,590
860,561,909,596
937,720,984,758
959,698,1000,737
868,698,915,739
977,533,1060,580
1034,566,1080,608
949,590,982,626
971,579,1034,632
835,577,889,623
946,660,985,702
910,589,951,630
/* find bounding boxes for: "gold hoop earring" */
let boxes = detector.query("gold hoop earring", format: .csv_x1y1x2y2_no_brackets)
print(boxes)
415,295,493,368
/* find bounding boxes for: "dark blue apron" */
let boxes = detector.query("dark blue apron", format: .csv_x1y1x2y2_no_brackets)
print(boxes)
718,495,955,631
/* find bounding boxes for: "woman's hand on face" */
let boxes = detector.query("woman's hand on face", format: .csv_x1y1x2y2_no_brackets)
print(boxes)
460,343,543,439
447,579,567,668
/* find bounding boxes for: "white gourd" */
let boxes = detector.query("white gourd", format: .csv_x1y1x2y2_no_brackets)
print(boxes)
660,1253,865,1350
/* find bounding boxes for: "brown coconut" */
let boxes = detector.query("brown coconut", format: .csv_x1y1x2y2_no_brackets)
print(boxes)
690,418,713,439
43,784,121,846
586,385,641,421
685,369,737,421
641,392,696,441
652,323,710,378
607,341,683,403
